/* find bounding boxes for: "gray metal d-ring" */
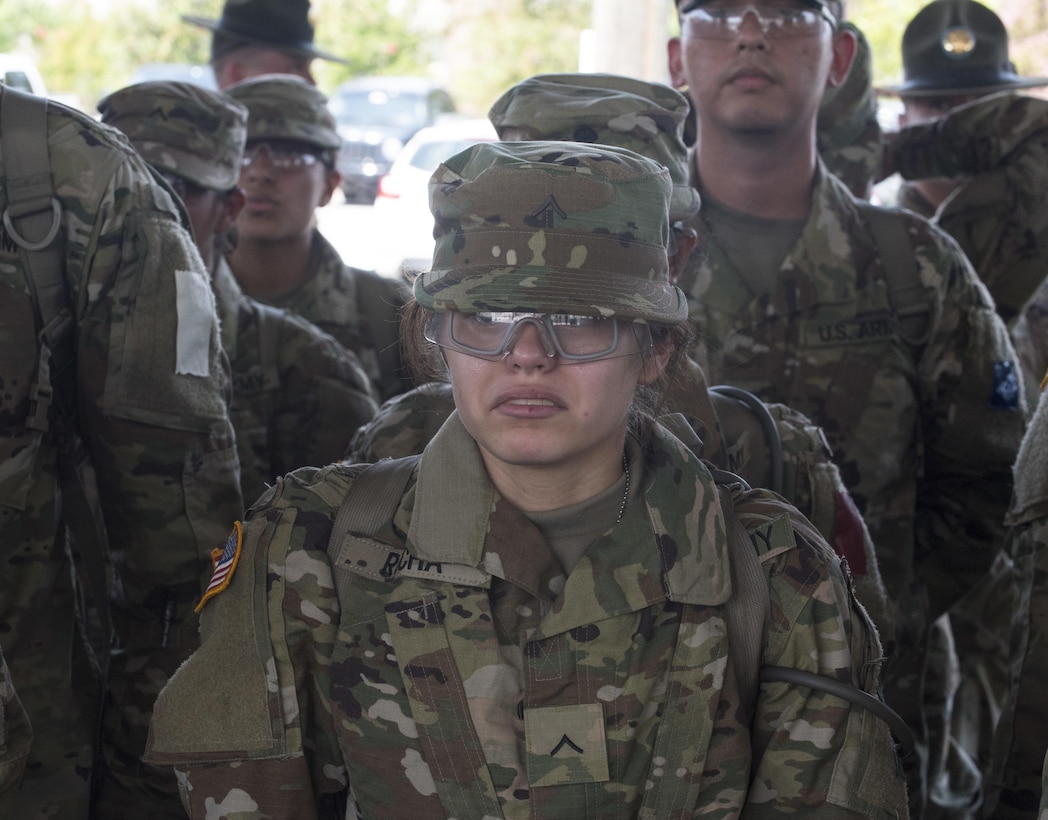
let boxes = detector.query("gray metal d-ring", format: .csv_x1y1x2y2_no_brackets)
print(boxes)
4,197,61,251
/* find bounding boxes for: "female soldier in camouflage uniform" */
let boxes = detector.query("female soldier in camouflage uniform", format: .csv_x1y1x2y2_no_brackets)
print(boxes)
146,141,906,818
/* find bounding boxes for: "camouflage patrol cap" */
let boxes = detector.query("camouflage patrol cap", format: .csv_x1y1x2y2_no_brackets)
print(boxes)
488,73,700,222
225,73,340,150
882,0,1048,97
98,81,247,190
414,141,687,325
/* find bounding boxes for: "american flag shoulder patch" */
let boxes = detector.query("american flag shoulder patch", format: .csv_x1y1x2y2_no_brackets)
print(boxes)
195,521,244,613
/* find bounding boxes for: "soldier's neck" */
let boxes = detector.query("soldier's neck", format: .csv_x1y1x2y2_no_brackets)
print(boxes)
227,235,313,299
693,123,818,220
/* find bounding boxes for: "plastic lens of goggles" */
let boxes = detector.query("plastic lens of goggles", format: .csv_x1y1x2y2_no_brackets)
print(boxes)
241,142,321,170
425,312,648,362
681,3,832,38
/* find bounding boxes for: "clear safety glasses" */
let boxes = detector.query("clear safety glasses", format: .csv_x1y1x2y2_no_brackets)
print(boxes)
680,2,835,39
241,141,323,171
424,312,652,363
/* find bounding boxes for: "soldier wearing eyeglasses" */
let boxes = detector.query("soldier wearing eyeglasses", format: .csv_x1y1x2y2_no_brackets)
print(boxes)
226,74,412,402
668,2,1027,816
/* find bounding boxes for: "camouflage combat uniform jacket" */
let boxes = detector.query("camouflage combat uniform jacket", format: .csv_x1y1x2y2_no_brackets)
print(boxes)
244,229,411,402
0,93,243,816
995,377,1048,819
211,259,378,505
148,413,907,819
680,161,1026,813
683,161,1024,625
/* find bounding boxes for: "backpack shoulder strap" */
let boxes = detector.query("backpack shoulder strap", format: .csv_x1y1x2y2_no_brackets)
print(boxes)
352,269,407,397
326,454,422,572
856,199,932,347
716,478,769,722
1,86,72,434
714,472,913,752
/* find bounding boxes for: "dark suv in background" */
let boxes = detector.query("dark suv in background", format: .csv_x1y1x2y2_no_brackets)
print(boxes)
328,76,457,204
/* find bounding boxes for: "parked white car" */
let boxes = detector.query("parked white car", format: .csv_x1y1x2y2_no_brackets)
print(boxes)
371,117,497,280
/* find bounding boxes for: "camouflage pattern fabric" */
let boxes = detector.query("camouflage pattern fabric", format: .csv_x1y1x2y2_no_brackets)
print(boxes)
486,73,700,221
225,73,341,150
890,93,1048,329
817,21,882,199
243,228,411,402
211,258,378,504
147,413,907,819
679,159,1027,817
98,80,247,192
415,141,686,324
0,90,244,817
890,94,1048,409
993,378,1048,818
348,374,893,647
881,92,1048,817
0,643,31,817
1011,278,1048,406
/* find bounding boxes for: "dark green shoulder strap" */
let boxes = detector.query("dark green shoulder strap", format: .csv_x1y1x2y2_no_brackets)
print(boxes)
857,200,932,347
352,270,407,398
714,474,913,752
326,454,422,569
1,87,113,682
715,479,769,722
1,85,72,433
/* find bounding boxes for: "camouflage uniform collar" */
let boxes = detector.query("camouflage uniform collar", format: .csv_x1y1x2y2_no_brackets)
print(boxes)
211,257,244,355
407,413,732,608
408,412,497,567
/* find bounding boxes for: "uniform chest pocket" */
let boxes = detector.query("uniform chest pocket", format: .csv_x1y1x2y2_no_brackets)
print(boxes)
798,313,915,452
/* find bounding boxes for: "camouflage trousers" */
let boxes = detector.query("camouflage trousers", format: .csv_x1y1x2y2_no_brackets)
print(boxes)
928,541,1034,819
989,527,1045,819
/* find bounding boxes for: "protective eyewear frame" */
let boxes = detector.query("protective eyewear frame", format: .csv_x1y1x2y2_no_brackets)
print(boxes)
240,141,324,171
680,2,836,38
424,312,652,364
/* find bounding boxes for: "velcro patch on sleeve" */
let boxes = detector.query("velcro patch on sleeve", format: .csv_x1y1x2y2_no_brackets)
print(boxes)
747,512,796,559
195,521,243,613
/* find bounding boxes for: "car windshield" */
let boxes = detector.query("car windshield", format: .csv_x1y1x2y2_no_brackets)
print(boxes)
329,90,425,129
409,139,489,172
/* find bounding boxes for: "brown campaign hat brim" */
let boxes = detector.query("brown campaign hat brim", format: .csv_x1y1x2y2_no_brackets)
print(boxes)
878,72,1048,97
182,13,347,64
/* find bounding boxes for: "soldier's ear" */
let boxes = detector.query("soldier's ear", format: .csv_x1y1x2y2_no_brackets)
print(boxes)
668,224,698,286
218,188,246,233
828,26,858,89
318,169,342,208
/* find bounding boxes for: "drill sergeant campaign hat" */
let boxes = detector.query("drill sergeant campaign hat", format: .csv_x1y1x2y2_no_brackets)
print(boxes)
98,80,248,190
225,74,341,150
487,73,701,223
182,0,346,63
414,141,688,325
675,0,829,9
881,0,1048,96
